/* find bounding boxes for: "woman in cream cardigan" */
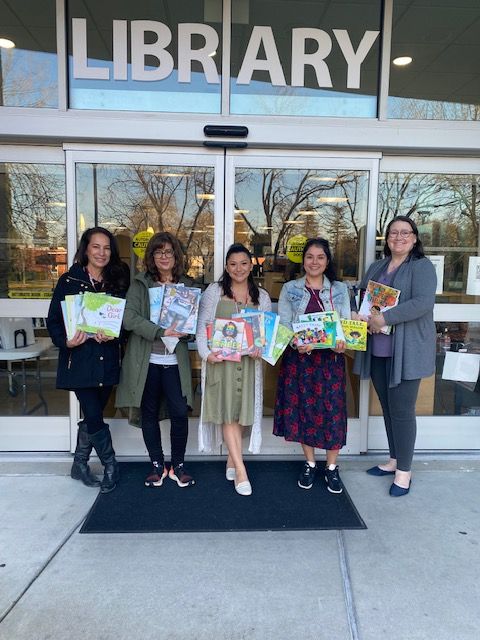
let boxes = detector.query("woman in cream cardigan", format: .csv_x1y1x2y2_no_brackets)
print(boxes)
196,244,271,496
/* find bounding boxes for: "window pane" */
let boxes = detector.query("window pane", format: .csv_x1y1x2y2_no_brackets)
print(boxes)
433,321,480,416
377,172,480,303
67,1,221,113
388,0,480,120
76,163,215,286
0,163,66,300
0,0,58,108
230,0,381,117
0,317,68,416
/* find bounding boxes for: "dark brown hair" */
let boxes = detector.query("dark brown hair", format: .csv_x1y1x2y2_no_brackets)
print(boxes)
74,226,129,295
219,243,260,305
384,216,425,259
302,237,338,282
144,232,184,282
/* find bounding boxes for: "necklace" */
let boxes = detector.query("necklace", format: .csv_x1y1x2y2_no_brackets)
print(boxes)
86,268,104,291
231,288,249,313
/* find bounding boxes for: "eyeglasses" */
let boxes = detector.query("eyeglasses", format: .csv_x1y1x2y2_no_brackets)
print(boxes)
153,249,174,258
388,230,413,238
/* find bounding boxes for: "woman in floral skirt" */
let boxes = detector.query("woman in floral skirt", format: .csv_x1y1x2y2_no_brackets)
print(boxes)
273,238,350,493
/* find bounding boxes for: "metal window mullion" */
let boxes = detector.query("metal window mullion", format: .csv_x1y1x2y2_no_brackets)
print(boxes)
378,0,393,121
56,0,68,111
221,0,232,115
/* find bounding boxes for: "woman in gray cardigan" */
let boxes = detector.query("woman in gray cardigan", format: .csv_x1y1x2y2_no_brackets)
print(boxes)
354,216,436,497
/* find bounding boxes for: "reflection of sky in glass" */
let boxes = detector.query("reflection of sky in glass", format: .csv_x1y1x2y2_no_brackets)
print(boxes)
69,59,221,112
230,79,377,117
0,49,57,108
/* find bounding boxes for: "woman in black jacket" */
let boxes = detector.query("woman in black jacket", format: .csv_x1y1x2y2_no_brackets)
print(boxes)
47,227,129,493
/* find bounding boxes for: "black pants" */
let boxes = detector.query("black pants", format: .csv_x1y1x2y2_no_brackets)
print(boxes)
370,356,421,472
140,363,189,468
75,386,113,435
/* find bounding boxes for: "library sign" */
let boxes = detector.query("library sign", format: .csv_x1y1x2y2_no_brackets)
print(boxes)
71,18,379,90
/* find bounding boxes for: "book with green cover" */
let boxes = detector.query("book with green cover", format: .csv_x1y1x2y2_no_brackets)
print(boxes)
263,324,294,366
76,292,126,337
292,320,336,349
341,319,367,351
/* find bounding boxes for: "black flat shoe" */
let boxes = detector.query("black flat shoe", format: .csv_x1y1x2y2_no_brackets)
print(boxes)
389,481,411,497
366,465,395,476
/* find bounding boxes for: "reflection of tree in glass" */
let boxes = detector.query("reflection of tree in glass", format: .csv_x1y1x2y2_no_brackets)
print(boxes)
378,173,480,294
99,165,216,280
0,164,65,297
235,169,367,278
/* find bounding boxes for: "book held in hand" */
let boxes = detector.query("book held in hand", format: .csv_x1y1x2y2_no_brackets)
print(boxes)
158,284,201,334
75,292,126,338
210,317,246,362
263,324,294,366
292,320,336,349
359,280,400,335
341,319,367,351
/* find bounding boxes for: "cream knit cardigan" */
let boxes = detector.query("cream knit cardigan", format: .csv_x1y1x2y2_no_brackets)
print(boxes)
196,282,272,453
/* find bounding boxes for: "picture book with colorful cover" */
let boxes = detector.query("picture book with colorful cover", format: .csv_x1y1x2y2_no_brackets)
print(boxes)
263,324,294,366
158,285,201,334
298,310,345,343
233,312,264,351
341,319,367,351
240,309,279,357
359,280,400,335
292,320,336,349
210,318,245,362
75,292,126,338
62,295,96,339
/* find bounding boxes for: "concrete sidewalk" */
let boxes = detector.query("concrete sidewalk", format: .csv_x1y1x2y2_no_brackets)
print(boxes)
0,455,479,640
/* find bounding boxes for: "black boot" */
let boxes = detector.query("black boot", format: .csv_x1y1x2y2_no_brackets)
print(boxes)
71,421,101,488
89,426,120,494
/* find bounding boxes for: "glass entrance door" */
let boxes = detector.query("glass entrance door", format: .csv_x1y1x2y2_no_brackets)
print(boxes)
66,147,225,455
225,150,381,455
65,148,380,457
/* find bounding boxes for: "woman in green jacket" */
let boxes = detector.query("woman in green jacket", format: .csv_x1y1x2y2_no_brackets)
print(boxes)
116,232,195,488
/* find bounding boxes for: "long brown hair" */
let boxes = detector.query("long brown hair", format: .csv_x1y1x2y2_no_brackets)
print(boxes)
74,226,129,295
218,243,260,305
144,232,184,282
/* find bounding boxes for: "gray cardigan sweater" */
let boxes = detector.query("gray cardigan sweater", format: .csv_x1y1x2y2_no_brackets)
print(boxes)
353,256,437,387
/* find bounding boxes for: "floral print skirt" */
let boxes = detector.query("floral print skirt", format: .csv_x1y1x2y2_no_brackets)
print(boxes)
273,347,347,450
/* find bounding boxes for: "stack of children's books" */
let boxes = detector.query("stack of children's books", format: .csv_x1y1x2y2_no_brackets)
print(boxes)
206,309,293,365
61,292,126,339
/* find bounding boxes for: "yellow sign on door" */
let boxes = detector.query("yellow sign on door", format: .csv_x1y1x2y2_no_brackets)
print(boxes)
132,230,154,259
286,234,307,263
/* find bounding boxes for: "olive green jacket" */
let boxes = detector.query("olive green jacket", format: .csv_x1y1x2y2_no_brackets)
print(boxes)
115,272,194,427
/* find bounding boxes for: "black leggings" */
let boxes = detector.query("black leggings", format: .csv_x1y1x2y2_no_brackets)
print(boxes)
140,363,189,468
75,386,113,435
370,357,421,472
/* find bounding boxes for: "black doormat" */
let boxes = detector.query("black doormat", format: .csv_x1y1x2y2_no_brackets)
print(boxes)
80,461,366,533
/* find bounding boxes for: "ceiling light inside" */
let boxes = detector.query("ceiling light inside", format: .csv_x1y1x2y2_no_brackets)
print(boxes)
0,38,15,49
393,56,412,66
317,197,348,203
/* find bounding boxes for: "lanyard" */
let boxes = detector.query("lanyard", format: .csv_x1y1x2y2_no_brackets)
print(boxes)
305,285,334,312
